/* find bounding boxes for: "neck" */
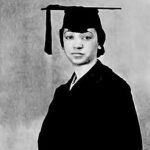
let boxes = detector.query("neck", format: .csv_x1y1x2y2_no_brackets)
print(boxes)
73,59,97,79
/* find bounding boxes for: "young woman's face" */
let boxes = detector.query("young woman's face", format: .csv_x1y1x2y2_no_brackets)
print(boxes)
63,28,99,66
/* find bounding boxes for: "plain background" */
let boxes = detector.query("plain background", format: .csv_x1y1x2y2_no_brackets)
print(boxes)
0,0,150,149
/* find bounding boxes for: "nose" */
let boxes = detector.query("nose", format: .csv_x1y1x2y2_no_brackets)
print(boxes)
73,38,83,50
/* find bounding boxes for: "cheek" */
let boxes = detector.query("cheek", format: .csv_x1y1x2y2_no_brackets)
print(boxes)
85,41,98,53
64,41,72,53
64,40,69,49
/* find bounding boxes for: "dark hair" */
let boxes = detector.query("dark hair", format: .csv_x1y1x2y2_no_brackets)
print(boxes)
59,27,106,57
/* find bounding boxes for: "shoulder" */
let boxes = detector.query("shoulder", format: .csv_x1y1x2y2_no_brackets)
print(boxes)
100,63,131,92
54,84,66,95
99,63,133,107
53,80,70,97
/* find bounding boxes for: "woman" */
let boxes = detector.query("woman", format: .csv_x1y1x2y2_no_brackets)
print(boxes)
38,6,143,150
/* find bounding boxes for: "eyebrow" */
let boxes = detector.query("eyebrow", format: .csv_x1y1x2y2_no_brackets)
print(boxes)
64,30,94,35
83,31,93,35
63,29,72,34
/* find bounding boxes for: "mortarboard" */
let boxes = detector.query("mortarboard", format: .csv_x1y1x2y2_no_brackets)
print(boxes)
41,4,121,55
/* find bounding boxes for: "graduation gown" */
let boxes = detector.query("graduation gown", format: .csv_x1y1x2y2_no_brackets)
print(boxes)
38,60,143,150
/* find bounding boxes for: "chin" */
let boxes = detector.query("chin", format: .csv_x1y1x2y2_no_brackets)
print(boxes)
71,59,91,66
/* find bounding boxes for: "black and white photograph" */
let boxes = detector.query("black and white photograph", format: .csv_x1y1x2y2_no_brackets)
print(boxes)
0,0,149,150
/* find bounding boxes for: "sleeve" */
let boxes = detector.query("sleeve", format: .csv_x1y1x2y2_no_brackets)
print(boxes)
117,84,143,150
38,87,60,150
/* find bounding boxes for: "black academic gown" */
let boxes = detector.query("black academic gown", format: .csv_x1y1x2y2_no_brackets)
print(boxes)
38,60,143,150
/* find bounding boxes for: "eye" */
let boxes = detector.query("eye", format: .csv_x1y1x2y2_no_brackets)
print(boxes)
64,31,74,40
83,35,93,40
65,35,74,40
81,33,93,41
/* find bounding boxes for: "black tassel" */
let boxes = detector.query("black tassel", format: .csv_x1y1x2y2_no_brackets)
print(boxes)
44,9,52,55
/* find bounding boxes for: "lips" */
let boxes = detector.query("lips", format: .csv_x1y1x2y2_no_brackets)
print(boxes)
71,52,84,56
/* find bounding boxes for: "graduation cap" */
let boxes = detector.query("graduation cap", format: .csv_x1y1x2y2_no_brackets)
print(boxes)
41,4,121,55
